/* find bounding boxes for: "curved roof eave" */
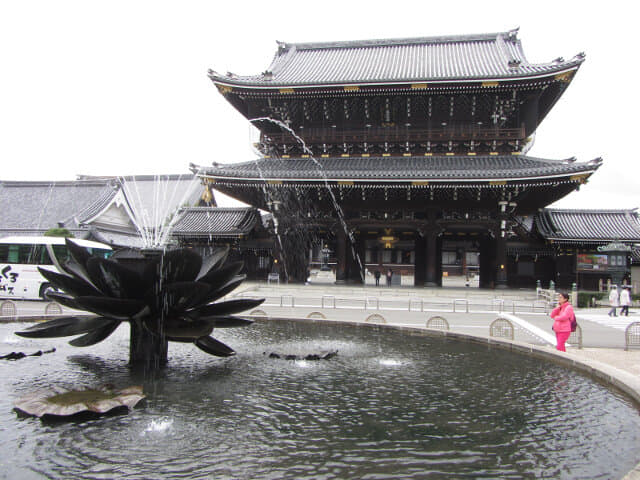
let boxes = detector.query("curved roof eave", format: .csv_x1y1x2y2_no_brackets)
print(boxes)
208,62,583,90
196,169,599,184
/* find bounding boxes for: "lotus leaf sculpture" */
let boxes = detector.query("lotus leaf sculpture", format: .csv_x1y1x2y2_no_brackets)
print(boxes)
16,239,264,369
14,384,145,418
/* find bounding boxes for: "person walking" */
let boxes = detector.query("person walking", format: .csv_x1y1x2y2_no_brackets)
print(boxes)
374,270,381,286
386,269,392,287
608,285,620,317
550,291,575,352
620,286,631,316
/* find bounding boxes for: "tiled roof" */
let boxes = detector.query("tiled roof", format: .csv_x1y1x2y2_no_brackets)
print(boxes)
0,179,117,235
0,175,204,246
89,228,147,248
171,207,261,237
77,174,203,229
193,155,601,183
210,29,584,87
536,209,640,243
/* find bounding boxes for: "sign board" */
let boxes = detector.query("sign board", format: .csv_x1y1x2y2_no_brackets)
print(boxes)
577,253,608,271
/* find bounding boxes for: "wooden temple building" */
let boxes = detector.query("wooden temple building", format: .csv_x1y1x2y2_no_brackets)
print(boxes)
193,29,638,288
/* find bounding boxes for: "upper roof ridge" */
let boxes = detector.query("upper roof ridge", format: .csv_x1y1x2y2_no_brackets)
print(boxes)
275,30,517,53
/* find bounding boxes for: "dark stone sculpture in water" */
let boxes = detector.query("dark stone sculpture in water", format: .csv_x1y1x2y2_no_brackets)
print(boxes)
266,350,337,361
16,239,264,370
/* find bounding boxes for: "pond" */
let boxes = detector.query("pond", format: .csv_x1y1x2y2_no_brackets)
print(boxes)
1,319,639,479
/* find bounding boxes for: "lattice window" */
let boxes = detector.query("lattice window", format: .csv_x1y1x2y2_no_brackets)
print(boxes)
426,316,450,330
625,322,640,351
490,318,514,340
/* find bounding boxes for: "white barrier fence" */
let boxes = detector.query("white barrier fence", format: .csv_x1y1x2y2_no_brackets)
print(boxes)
234,292,552,315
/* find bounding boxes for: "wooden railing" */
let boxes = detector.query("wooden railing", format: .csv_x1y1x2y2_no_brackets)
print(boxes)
262,125,525,145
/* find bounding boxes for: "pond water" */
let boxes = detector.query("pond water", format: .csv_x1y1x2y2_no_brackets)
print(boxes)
1,319,639,479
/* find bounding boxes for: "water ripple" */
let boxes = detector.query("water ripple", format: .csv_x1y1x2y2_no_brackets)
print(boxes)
1,320,640,479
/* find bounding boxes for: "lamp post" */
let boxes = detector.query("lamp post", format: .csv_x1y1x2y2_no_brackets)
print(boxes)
597,241,632,286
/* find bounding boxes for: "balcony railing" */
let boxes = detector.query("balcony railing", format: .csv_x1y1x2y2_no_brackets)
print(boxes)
262,125,525,145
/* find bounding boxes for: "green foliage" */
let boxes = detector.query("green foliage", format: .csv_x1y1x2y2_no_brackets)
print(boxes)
44,228,74,238
577,291,605,308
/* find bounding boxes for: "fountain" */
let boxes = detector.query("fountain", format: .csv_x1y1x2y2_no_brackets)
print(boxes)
16,238,264,371
3,318,640,478
246,117,365,284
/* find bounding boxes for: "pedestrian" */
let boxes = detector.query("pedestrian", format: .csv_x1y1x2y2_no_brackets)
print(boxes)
608,285,619,317
374,270,381,286
550,291,575,352
386,269,392,287
620,286,631,316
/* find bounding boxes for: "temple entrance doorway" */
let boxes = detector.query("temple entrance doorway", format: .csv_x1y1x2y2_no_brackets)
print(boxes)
441,237,481,288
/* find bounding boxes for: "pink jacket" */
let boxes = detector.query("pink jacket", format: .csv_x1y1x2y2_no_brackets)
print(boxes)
550,302,575,333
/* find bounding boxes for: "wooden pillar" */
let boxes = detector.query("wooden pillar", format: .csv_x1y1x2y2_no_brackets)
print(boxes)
495,234,508,288
347,231,364,284
335,228,347,284
414,234,426,286
496,208,508,289
425,230,439,287
479,234,495,289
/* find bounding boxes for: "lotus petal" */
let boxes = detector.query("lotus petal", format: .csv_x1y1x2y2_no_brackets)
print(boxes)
161,249,202,283
160,282,212,312
165,319,214,338
44,291,83,310
60,258,99,291
16,316,116,338
196,247,229,281
38,267,101,297
197,261,244,289
73,297,146,319
190,298,265,318
69,320,121,346
182,275,243,310
203,275,246,305
86,258,143,299
65,238,94,269
194,336,236,357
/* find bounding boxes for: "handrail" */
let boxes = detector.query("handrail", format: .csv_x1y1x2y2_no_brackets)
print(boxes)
263,125,525,145
409,298,423,312
453,299,469,313
322,295,336,309
365,297,379,310
280,295,294,307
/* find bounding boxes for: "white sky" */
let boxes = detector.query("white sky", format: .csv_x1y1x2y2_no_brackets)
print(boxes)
1,1,637,209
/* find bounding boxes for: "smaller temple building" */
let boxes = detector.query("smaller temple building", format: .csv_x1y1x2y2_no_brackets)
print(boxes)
170,206,274,280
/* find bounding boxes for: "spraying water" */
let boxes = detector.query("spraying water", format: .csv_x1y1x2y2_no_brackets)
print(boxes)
121,174,202,249
248,117,365,283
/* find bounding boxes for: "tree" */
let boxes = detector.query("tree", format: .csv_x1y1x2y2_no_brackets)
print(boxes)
44,228,74,238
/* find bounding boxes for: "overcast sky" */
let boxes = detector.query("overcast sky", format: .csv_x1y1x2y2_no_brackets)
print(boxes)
1,1,637,210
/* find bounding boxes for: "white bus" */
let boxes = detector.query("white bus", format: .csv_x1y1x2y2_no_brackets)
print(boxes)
0,236,112,300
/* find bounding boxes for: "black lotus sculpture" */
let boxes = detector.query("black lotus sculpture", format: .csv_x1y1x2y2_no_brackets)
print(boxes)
17,239,264,370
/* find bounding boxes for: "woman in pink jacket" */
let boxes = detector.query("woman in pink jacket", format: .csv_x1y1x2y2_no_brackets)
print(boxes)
550,291,575,352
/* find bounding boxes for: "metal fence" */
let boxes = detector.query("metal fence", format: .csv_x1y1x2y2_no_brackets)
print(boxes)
238,292,552,315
